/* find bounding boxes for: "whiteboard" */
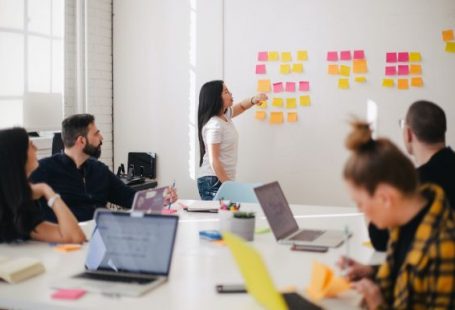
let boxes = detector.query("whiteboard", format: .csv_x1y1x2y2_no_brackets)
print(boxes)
224,0,455,206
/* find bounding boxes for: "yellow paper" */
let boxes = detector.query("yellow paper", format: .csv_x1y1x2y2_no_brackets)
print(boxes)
382,78,394,88
338,78,349,89
292,63,303,73
297,50,308,61
307,261,350,301
257,80,271,92
445,42,455,53
442,29,454,42
280,64,291,74
411,77,424,87
354,76,367,83
352,60,367,74
270,112,284,124
287,112,298,123
398,78,409,90
268,51,279,61
300,95,311,106
339,65,351,77
286,98,297,109
255,111,266,120
257,101,267,109
272,98,283,107
409,64,422,75
409,52,422,62
54,244,82,252
281,52,292,62
327,64,338,75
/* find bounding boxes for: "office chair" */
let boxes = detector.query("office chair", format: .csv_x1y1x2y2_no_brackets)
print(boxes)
213,181,261,203
52,132,64,155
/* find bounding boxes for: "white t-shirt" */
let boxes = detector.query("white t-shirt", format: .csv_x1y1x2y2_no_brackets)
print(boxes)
198,107,239,180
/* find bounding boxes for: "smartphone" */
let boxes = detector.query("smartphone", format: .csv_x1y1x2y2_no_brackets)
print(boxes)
216,284,247,293
291,244,328,253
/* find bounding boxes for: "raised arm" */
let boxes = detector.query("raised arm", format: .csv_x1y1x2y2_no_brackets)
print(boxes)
232,93,268,118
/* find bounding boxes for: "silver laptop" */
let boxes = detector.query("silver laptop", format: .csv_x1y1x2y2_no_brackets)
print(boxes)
254,182,348,248
131,186,168,213
53,210,179,297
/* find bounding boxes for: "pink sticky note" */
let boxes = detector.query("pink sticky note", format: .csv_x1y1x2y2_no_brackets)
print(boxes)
386,52,397,63
327,51,338,61
385,66,396,76
398,52,409,62
257,51,268,61
52,289,86,300
340,50,351,60
256,64,266,74
285,82,296,92
273,82,284,93
353,50,365,60
299,81,310,91
398,65,409,75
161,209,177,214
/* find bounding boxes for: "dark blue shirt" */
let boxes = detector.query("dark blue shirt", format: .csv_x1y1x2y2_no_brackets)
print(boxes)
30,153,135,222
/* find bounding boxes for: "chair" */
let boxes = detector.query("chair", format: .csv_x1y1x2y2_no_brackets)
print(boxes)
213,181,261,203
52,132,64,155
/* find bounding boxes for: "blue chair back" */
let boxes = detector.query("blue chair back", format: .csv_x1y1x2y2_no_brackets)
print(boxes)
213,181,261,203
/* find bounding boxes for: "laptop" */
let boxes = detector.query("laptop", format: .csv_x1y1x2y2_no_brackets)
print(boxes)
254,182,348,248
223,232,322,310
53,210,179,297
131,186,168,213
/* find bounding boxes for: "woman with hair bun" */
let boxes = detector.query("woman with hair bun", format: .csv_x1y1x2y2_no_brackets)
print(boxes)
338,120,455,309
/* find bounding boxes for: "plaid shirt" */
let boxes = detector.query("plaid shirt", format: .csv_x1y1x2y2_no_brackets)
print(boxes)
376,184,455,309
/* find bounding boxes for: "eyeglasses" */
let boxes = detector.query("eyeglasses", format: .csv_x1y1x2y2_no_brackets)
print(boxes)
398,119,406,129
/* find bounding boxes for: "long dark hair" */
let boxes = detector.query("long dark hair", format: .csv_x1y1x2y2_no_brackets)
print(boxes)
0,127,35,241
197,80,224,166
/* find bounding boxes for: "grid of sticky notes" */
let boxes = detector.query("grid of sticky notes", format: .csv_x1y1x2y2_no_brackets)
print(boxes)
256,50,310,124
442,29,455,53
326,50,368,89
382,52,423,89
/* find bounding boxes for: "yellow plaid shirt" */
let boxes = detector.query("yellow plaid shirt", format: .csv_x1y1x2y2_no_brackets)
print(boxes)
376,184,455,309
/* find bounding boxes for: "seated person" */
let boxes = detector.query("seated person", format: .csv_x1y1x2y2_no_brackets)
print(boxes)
369,100,455,251
339,120,455,309
30,114,177,222
0,127,85,243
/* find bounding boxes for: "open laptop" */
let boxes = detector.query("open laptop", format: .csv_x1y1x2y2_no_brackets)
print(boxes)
53,210,179,297
131,186,168,213
223,232,322,310
254,182,348,248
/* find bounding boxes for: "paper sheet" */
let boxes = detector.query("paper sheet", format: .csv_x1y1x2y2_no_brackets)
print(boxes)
281,52,292,62
306,261,350,301
409,52,422,62
397,78,409,90
297,50,308,61
272,97,284,107
257,80,271,92
338,78,349,89
385,66,396,76
398,52,409,62
411,77,424,87
382,78,394,87
299,81,310,91
258,51,268,61
386,52,397,63
327,51,338,61
339,65,351,77
256,64,266,74
292,63,304,73
287,112,298,122
353,50,365,60
409,64,422,75
270,112,284,124
285,82,296,92
446,42,455,53
280,64,291,74
352,60,367,74
273,82,284,93
255,111,266,120
340,50,351,61
442,29,454,42
268,51,279,61
286,98,297,109
300,95,311,106
327,64,338,75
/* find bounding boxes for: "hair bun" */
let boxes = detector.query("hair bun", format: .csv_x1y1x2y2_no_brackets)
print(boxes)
345,120,373,151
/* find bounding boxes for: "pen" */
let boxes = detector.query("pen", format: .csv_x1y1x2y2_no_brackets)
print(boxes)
168,180,175,209
344,225,350,260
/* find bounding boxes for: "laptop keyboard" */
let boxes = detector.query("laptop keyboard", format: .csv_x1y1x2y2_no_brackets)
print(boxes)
75,272,157,285
289,230,324,242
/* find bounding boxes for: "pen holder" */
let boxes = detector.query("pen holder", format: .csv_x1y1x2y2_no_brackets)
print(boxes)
230,212,255,242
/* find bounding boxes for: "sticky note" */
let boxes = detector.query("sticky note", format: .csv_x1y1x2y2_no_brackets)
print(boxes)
353,50,365,60
273,82,284,93
292,63,303,73
272,97,284,107
409,64,422,75
327,51,338,61
280,64,291,74
411,77,423,87
385,66,396,76
398,79,409,90
338,79,349,89
340,50,351,61
285,82,296,92
286,98,297,109
268,51,279,61
297,50,308,61
258,101,267,109
258,51,268,61
306,261,350,301
255,111,266,120
386,52,397,63
398,65,409,75
300,95,311,106
398,52,409,62
339,65,350,77
299,81,310,91
270,112,284,124
382,78,394,88
281,52,292,62
446,42,455,53
355,76,367,83
52,289,86,300
442,29,454,42
327,64,338,75
256,64,266,74
54,244,82,252
352,60,367,74
257,80,271,92
287,112,298,123
409,52,421,62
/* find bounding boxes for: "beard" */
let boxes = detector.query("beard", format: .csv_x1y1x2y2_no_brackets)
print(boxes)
83,141,102,159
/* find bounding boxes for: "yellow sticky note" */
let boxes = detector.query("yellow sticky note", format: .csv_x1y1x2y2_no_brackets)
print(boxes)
339,65,351,77
286,98,297,109
442,29,454,42
411,77,424,87
338,78,349,89
280,64,291,74
281,52,292,62
327,64,338,75
268,51,279,61
445,42,455,53
409,64,422,75
270,112,284,124
292,63,303,73
300,95,311,106
382,78,394,88
257,80,271,92
257,101,267,109
307,261,349,301
398,79,409,90
409,52,422,62
255,111,266,120
287,112,298,123
272,98,283,107
354,76,367,83
297,50,308,61
352,59,367,74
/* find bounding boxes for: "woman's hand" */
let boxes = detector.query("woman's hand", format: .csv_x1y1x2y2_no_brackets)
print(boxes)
252,93,268,105
163,186,178,206
30,183,55,201
352,279,384,310
337,256,375,281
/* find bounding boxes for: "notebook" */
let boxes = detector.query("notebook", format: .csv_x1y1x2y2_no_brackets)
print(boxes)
0,256,45,283
53,210,179,297
254,182,348,248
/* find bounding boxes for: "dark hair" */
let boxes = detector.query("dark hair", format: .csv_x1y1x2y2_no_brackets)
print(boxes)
61,114,95,147
344,120,418,196
197,80,224,166
406,100,446,144
0,127,35,241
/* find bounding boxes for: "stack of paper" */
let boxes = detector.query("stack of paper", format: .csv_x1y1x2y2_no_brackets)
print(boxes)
307,261,350,300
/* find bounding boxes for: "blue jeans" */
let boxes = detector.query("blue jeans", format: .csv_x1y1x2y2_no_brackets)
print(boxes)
197,176,221,200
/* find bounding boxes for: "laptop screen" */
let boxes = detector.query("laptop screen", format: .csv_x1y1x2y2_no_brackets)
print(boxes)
254,182,299,240
131,186,167,212
85,210,178,276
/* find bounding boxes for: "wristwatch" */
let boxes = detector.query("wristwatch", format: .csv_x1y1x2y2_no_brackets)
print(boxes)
47,194,61,208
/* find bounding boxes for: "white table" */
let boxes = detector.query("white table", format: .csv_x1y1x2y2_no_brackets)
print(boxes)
0,201,385,310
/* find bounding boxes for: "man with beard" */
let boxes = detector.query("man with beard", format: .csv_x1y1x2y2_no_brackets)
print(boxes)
31,114,177,222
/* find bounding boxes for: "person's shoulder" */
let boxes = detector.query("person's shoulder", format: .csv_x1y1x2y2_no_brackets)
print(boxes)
85,157,110,170
38,153,65,168
205,117,223,129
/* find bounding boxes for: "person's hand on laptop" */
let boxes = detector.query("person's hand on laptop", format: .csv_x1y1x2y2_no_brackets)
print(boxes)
163,186,178,206
336,256,375,281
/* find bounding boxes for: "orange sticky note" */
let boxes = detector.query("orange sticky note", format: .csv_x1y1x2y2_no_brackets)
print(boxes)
287,112,298,123
445,42,455,53
307,261,350,301
339,65,350,77
292,63,303,73
338,78,349,89
442,29,454,42
354,76,366,83
255,111,266,120
327,64,338,75
272,98,283,107
409,52,422,62
280,64,291,74
409,64,422,75
297,50,308,61
286,98,297,109
397,79,409,90
54,244,82,252
257,80,271,92
411,77,424,87
352,59,367,74
300,95,311,106
382,79,394,88
281,52,292,62
270,112,284,124
268,51,279,61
